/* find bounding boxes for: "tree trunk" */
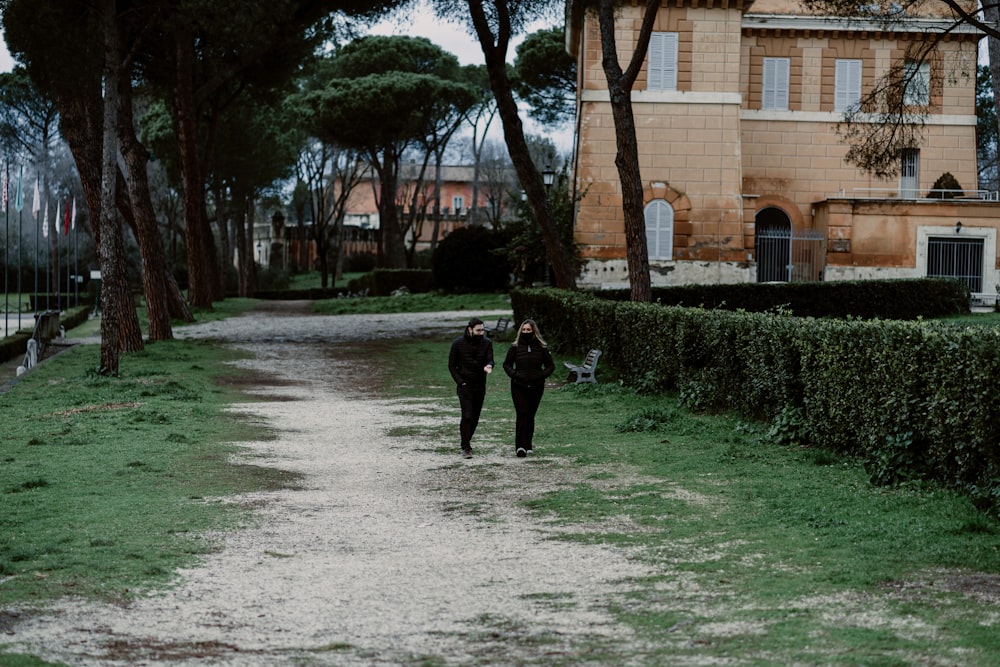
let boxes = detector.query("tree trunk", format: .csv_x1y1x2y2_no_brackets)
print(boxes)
376,146,408,268
173,29,216,309
597,0,660,303
466,0,577,290
118,70,192,338
984,6,1000,195
214,179,232,294
233,192,249,297
333,212,346,284
98,0,143,374
246,195,257,293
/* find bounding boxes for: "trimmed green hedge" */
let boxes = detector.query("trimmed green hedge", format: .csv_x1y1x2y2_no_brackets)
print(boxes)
592,277,969,319
512,286,1000,514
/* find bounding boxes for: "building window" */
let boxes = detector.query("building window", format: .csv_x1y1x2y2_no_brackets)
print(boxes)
644,199,674,260
927,237,983,292
452,196,464,214
834,59,862,112
900,149,920,198
903,60,930,106
648,32,678,91
762,57,790,110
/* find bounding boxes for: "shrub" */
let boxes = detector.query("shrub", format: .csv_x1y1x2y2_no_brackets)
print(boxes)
432,226,510,292
511,285,1000,516
928,172,964,199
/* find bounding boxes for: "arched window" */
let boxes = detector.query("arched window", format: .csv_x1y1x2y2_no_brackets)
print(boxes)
645,199,674,260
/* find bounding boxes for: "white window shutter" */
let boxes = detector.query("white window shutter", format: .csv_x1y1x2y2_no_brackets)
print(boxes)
644,200,674,260
763,58,790,110
835,59,862,112
648,33,678,91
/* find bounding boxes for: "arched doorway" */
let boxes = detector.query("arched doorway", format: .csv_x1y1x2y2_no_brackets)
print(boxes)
755,207,792,282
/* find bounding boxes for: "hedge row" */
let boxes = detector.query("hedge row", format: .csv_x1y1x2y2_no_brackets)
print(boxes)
345,269,434,297
592,277,970,319
511,286,999,514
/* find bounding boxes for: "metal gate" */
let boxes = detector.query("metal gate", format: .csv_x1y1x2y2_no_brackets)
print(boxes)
926,236,984,292
756,228,826,282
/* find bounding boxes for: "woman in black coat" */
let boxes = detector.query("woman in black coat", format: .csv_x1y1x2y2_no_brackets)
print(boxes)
502,319,555,457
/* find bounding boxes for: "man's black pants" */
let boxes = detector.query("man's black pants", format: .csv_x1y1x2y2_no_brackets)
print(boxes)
457,382,486,450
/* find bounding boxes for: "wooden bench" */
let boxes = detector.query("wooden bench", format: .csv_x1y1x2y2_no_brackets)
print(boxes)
564,349,601,384
486,317,511,340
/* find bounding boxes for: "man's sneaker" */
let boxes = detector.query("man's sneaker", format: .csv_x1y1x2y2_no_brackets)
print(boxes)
463,449,473,459
516,448,527,458
526,449,534,455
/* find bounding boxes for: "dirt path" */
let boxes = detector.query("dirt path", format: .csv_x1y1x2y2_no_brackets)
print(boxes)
6,306,656,665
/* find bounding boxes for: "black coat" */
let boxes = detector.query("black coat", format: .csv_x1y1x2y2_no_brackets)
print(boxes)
449,335,495,386
503,341,554,389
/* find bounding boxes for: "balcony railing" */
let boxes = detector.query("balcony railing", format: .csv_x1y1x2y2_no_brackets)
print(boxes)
835,188,1000,201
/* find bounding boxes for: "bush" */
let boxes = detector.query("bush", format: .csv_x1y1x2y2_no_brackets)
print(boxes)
344,253,376,273
590,278,969,320
432,226,510,292
511,285,1000,516
345,269,434,296
928,172,964,199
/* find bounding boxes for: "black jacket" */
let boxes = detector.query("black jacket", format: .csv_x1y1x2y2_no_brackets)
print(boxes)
449,335,495,386
503,340,554,389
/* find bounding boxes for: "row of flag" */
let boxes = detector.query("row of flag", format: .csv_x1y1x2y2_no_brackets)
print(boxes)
0,167,78,238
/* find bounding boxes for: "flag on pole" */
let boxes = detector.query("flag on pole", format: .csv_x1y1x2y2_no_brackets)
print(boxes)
14,168,22,212
63,199,70,235
32,177,39,218
71,197,76,230
42,200,48,238
1,164,7,213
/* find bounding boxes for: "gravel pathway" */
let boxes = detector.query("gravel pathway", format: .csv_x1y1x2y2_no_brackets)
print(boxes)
5,305,655,665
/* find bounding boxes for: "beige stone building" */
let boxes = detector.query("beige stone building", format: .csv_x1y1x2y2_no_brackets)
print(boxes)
567,0,999,295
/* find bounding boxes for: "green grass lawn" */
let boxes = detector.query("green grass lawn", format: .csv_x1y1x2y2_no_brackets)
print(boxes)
2,298,999,665
285,270,367,291
311,291,511,315
0,339,294,606
375,332,1000,665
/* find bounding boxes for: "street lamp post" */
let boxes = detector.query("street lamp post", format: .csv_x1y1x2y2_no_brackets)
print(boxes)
542,165,555,190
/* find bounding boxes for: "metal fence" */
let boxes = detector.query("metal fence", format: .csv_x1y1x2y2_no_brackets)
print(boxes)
926,236,984,292
756,228,826,283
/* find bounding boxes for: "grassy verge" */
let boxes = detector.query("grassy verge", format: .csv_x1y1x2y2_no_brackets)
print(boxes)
377,333,1000,665
311,291,511,315
0,293,503,612
286,270,365,290
0,338,296,607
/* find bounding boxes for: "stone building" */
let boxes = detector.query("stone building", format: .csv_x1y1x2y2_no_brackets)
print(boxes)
567,0,998,295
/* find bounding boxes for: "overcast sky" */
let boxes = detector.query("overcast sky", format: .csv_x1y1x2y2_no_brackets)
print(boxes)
0,35,11,72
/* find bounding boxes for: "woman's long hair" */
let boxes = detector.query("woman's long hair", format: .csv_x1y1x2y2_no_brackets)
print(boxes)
515,319,547,347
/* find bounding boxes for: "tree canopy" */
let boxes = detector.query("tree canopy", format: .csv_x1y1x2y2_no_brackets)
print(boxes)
295,35,478,267
513,26,576,126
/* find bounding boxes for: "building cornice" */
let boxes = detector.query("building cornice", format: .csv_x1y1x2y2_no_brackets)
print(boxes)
743,13,985,40
567,0,758,55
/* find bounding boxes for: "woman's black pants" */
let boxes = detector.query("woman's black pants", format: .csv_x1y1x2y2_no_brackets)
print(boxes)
511,383,544,451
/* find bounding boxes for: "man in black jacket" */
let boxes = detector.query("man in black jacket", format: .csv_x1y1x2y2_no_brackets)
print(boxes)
448,318,495,458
